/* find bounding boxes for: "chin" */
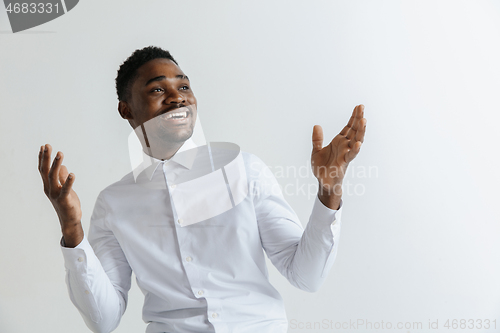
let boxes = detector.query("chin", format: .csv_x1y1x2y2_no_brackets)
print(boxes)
157,129,193,144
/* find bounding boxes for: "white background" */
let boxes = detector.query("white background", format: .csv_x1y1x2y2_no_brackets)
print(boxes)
1,1,499,332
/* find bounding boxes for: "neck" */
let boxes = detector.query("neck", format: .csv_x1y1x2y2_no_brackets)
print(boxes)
143,140,184,161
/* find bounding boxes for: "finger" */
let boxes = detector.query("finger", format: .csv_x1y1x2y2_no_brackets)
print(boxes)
48,151,64,195
339,106,357,137
345,105,363,140
345,141,362,164
38,145,44,172
312,125,324,154
59,165,69,185
349,117,367,149
60,173,75,197
40,144,52,175
354,118,367,143
40,144,52,194
347,105,364,146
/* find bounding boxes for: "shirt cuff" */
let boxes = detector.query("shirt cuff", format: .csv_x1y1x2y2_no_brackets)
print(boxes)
310,195,343,231
60,235,94,272
60,235,86,248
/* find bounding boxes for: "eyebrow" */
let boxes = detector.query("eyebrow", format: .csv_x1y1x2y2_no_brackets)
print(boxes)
145,75,189,86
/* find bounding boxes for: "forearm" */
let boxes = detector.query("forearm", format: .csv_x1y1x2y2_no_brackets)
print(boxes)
280,196,342,293
61,220,84,248
62,237,127,333
254,154,343,293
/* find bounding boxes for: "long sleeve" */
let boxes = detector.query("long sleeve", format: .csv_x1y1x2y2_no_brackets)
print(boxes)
253,159,342,293
60,193,132,333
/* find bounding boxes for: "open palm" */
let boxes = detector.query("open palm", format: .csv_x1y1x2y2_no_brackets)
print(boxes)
311,104,366,192
38,144,83,246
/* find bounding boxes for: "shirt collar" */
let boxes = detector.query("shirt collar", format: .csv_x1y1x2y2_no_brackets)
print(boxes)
141,138,199,181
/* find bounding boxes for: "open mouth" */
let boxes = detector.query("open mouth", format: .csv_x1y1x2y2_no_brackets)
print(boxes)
161,107,190,122
165,110,187,119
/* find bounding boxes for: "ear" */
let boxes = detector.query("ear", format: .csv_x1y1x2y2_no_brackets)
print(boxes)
118,101,134,120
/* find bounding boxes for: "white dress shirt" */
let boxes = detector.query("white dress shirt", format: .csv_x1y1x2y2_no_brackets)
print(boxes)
61,139,343,333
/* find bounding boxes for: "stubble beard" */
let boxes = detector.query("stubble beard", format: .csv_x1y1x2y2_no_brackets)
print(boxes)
152,115,196,146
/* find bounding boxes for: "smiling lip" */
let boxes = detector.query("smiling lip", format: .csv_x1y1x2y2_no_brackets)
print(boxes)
160,106,190,124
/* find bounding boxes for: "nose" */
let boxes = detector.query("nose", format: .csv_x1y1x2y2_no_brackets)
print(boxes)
165,89,185,105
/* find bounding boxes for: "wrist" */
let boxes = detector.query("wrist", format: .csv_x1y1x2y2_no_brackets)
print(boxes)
317,182,343,210
61,221,84,248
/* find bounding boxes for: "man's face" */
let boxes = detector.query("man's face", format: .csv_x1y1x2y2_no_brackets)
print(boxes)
120,58,198,144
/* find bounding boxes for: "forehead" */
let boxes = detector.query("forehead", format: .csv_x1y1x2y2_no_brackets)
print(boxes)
134,58,185,84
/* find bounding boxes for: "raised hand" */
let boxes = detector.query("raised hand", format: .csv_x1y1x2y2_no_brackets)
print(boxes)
38,144,83,247
311,104,367,209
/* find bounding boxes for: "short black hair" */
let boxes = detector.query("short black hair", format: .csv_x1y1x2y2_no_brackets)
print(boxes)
115,46,178,102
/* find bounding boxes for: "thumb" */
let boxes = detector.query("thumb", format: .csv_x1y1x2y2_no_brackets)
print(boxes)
312,125,323,154
59,165,69,185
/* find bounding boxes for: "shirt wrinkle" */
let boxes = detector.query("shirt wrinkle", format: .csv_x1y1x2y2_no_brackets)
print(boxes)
60,147,343,333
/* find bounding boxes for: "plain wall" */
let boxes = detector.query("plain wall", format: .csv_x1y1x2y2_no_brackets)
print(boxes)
1,1,499,332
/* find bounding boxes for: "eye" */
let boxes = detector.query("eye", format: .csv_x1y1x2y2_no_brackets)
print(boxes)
151,88,164,93
180,85,190,91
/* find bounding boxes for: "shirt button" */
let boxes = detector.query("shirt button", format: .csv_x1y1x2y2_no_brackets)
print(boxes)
77,257,84,262
185,256,192,262
212,312,218,318
178,218,183,224
197,290,204,296
84,290,90,295
170,184,176,189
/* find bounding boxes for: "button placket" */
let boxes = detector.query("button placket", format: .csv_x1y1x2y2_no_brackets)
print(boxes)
163,166,184,229
163,158,204,301
206,298,222,324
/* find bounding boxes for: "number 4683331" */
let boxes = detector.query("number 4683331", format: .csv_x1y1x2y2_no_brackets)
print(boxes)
6,3,60,14
443,319,496,330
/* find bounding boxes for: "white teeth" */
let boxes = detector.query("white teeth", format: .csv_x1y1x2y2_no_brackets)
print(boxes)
166,111,187,119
